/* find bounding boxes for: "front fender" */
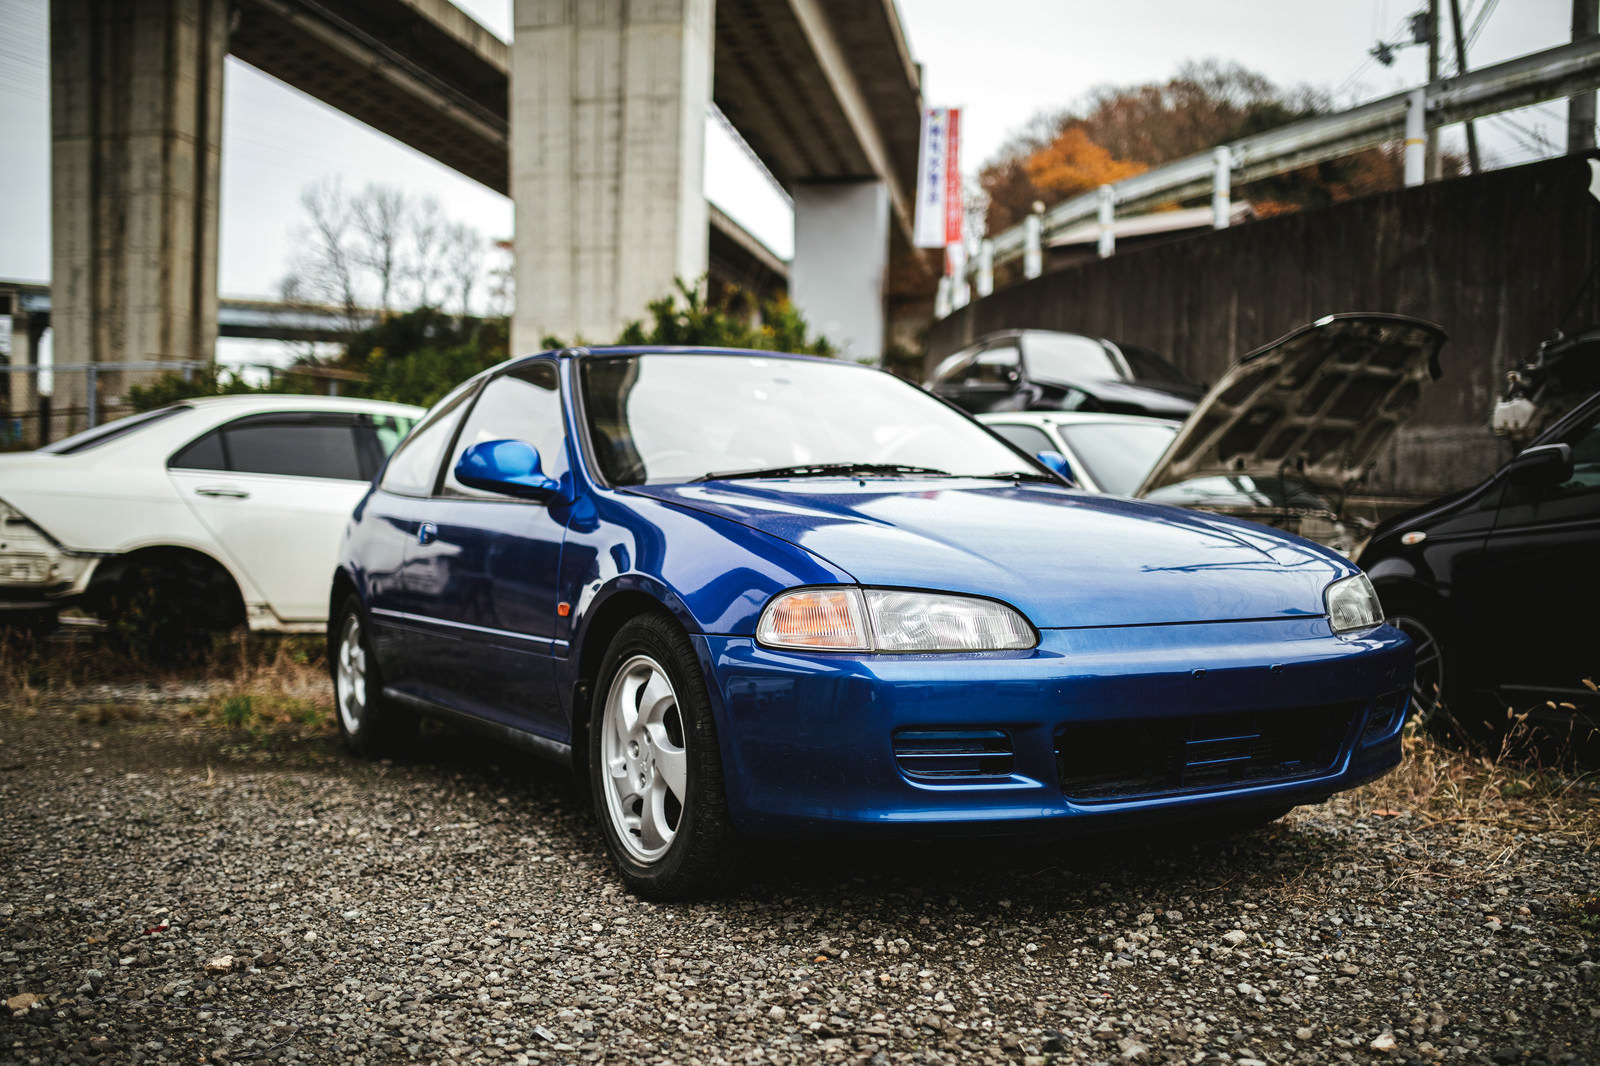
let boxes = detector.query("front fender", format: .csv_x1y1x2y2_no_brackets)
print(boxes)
559,490,854,648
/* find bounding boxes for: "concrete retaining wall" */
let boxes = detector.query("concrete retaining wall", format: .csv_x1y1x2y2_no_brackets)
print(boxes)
927,154,1600,498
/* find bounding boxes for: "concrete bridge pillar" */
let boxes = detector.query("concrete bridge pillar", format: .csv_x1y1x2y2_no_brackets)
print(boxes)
791,181,889,362
511,0,713,351
5,311,49,447
50,0,226,431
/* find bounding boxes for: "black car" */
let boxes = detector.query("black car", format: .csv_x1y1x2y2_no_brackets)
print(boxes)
1358,389,1600,750
926,329,1204,417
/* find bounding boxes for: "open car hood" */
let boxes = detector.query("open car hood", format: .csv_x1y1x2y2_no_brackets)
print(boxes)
1134,313,1445,505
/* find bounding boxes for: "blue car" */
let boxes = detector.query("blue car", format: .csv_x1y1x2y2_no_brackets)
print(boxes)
330,347,1412,898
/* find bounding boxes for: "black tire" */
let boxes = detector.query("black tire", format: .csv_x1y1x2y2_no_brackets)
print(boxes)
100,555,243,664
588,613,732,899
1386,599,1500,748
330,595,414,758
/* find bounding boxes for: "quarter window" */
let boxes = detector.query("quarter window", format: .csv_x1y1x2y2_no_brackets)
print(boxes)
379,381,480,497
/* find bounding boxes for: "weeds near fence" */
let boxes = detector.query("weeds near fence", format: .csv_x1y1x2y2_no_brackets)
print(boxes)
0,623,331,728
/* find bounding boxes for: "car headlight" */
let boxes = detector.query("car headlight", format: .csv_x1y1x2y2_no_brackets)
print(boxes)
1325,573,1383,633
757,587,1037,653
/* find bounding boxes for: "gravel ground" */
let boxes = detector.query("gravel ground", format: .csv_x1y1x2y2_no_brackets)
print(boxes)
2,682,1597,1066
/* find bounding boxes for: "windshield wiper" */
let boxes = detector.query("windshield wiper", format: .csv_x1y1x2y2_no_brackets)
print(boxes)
693,462,952,483
982,469,1064,483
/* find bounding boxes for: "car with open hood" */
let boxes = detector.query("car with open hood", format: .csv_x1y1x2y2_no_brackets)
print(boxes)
1132,314,1447,558
331,345,1414,898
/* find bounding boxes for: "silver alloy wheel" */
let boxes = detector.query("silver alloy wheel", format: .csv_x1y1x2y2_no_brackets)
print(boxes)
1391,613,1444,721
600,653,690,864
335,612,368,737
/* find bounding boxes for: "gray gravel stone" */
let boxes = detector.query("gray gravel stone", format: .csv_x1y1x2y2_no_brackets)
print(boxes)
2,692,1597,1065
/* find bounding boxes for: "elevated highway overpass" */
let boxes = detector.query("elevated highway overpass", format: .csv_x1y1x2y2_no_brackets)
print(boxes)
43,0,935,433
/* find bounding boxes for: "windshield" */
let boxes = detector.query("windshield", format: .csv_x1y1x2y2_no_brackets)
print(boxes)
1112,343,1194,386
1022,332,1123,383
580,353,1036,486
1055,420,1179,496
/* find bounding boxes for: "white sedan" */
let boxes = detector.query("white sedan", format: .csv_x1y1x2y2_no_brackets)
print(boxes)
977,411,1181,496
0,395,421,640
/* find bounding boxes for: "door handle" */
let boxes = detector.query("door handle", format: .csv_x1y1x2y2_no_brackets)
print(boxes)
418,522,438,545
195,486,250,499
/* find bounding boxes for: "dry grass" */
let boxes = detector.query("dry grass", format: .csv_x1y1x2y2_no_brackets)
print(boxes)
0,625,334,735
1330,720,1600,915
1360,725,1597,844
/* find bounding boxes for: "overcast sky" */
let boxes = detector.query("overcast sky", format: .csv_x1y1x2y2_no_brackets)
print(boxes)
0,0,1581,313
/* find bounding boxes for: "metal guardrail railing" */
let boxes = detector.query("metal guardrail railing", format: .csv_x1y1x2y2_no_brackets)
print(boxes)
980,36,1600,274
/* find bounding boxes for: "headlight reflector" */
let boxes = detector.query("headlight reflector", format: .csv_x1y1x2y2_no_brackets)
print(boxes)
755,587,870,651
1325,573,1383,633
757,587,1036,653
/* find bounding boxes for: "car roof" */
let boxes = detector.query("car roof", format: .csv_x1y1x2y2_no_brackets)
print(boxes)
28,393,424,459
517,345,852,365
176,393,423,415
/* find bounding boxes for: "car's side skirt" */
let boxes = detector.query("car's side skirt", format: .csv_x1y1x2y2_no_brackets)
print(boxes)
382,687,574,765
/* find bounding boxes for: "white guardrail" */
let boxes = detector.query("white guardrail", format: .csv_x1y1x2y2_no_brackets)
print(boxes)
956,35,1600,309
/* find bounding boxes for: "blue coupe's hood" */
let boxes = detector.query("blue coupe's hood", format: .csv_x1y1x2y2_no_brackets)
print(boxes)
626,479,1347,628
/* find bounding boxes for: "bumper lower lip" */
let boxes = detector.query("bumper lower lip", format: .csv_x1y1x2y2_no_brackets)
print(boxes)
699,618,1412,835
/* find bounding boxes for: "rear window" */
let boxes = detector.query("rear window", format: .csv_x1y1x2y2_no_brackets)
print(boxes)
37,405,193,454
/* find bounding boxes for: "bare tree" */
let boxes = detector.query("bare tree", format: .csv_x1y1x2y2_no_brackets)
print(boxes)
407,195,447,309
352,183,408,315
277,179,507,343
280,178,365,336
486,238,514,319
443,222,484,317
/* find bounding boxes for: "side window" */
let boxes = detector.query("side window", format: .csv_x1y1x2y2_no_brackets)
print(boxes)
969,345,1021,385
988,423,1055,457
168,414,366,481
351,413,422,481
1557,413,1600,495
379,382,479,497
226,419,366,480
444,361,566,498
370,414,416,457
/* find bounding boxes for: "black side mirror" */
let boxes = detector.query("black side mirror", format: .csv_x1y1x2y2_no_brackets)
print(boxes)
1503,442,1572,488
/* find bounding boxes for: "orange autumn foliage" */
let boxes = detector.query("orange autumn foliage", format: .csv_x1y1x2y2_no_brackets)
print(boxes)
1023,126,1147,203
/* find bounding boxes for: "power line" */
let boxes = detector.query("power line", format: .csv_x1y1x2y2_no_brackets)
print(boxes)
1465,0,1500,51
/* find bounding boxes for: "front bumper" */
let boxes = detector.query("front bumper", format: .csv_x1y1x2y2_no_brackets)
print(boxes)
702,617,1411,836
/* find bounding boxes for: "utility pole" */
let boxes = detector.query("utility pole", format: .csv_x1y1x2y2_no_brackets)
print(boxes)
1573,0,1599,154
1426,0,1442,179
1448,0,1480,172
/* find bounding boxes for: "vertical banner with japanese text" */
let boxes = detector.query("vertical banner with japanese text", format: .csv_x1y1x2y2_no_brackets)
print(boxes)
914,107,963,257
